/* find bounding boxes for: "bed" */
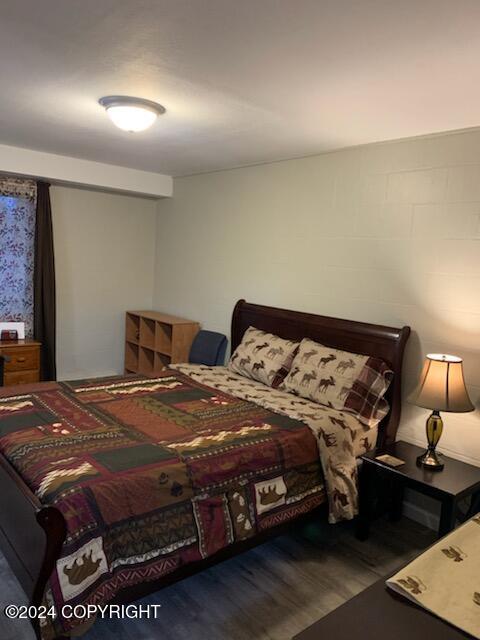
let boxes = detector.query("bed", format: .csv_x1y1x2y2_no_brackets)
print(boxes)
0,300,410,639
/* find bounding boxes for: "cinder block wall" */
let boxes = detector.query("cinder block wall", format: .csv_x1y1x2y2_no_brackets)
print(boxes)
154,129,480,470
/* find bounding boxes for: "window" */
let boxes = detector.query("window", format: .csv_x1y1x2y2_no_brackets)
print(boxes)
0,178,36,337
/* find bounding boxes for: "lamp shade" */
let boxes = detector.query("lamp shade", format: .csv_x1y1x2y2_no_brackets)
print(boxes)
409,354,474,413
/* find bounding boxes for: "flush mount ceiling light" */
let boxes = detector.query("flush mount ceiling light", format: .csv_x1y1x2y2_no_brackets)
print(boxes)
99,96,166,132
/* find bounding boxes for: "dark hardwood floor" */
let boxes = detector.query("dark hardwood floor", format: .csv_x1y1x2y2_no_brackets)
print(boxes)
0,516,435,640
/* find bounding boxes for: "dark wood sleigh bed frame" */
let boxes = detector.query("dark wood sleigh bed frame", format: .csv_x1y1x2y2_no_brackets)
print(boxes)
0,300,410,639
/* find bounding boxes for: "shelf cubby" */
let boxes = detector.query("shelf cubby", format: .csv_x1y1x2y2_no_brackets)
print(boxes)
139,346,155,375
140,317,156,349
155,352,171,371
125,312,140,344
125,341,139,372
155,322,172,355
124,310,199,375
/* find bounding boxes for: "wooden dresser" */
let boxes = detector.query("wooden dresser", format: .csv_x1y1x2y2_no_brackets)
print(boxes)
125,310,199,375
0,339,41,386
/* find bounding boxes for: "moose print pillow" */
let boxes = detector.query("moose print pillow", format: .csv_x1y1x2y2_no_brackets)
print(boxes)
280,338,393,427
228,326,299,388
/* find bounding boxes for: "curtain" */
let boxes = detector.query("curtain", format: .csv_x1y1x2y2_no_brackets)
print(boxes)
0,177,36,337
34,181,57,380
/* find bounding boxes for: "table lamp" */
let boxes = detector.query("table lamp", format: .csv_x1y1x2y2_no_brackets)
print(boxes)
409,354,474,471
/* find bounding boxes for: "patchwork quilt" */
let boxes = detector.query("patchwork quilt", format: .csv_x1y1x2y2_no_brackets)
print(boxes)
0,371,328,639
172,364,378,522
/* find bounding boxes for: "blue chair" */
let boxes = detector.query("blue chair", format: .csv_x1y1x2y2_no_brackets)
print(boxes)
189,330,228,366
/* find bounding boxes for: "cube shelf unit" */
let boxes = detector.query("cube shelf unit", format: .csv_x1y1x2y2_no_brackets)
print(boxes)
125,310,200,375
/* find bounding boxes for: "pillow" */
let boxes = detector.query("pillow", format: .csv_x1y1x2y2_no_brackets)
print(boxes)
280,337,393,427
228,326,299,388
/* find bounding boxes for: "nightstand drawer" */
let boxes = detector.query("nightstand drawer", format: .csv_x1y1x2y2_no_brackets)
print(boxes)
4,347,40,372
4,370,39,386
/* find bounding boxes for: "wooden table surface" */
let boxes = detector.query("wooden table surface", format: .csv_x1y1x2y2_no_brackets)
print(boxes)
293,577,472,640
363,441,480,500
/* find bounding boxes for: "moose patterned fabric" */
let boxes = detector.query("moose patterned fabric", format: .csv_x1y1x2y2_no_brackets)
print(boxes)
280,338,393,427
387,514,480,638
0,371,328,639
0,177,37,337
173,363,377,523
228,326,299,387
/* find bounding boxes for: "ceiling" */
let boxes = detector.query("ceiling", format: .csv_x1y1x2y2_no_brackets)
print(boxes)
1,0,480,177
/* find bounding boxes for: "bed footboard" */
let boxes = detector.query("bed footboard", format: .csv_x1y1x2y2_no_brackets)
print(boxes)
0,453,67,639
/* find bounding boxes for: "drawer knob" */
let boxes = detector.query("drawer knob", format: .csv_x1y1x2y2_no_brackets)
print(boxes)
17,357,26,363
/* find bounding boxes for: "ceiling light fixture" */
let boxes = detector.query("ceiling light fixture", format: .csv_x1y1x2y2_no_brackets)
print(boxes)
99,96,166,132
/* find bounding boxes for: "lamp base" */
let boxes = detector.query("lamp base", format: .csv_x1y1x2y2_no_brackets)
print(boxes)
416,410,445,471
416,448,444,471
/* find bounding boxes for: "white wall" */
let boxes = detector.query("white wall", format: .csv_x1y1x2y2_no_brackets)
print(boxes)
0,143,172,198
51,186,156,380
153,129,480,468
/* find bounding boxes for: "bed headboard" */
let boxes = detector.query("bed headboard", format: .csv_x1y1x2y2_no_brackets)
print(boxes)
231,299,410,449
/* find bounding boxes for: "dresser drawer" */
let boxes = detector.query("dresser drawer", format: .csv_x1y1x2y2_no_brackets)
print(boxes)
4,370,39,386
4,346,40,372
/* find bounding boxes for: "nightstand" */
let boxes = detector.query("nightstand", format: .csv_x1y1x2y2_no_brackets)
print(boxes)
356,440,480,540
0,339,41,386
